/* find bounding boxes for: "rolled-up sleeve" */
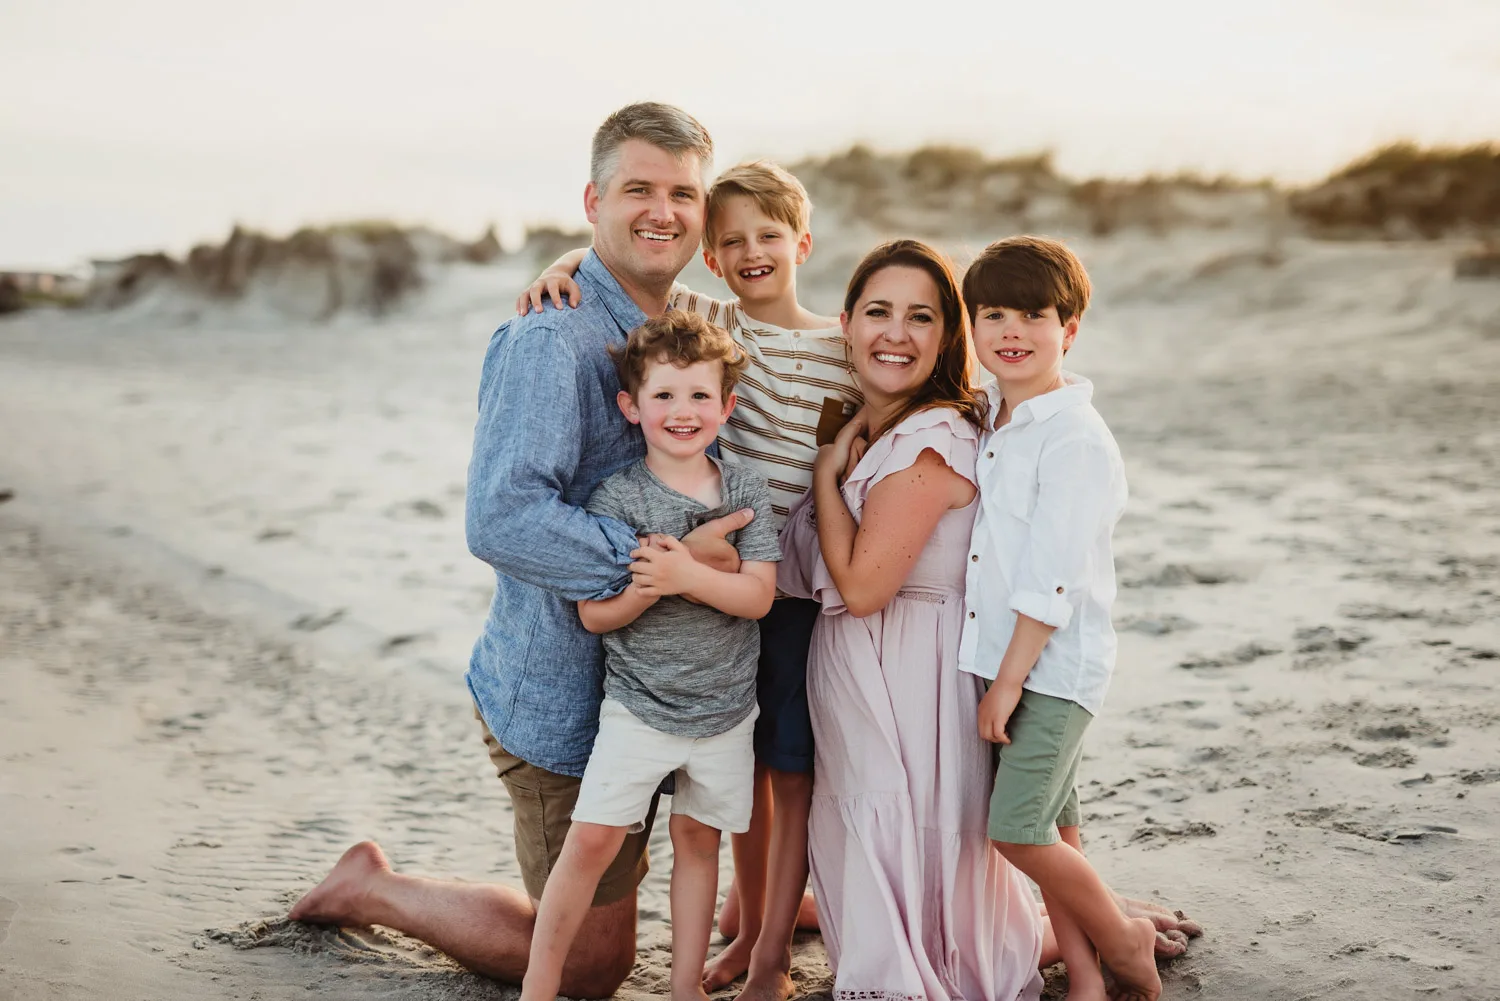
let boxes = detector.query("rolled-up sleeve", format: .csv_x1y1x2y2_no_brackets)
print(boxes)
465,323,638,601
1007,437,1117,630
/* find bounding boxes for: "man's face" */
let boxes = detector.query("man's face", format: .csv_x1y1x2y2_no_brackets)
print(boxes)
585,139,706,290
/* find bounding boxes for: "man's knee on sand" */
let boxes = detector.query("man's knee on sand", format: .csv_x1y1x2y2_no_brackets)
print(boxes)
558,894,640,998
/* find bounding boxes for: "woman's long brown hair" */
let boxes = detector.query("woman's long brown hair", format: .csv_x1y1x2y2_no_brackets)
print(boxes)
843,239,988,441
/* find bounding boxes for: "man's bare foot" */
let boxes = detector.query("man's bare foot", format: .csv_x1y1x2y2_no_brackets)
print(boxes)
735,968,795,1001
1103,918,1161,1001
704,934,756,990
288,841,391,926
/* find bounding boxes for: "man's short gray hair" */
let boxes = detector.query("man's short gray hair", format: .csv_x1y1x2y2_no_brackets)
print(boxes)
590,102,714,190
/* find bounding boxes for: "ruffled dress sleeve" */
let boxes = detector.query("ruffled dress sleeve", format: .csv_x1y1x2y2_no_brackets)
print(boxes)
776,408,979,614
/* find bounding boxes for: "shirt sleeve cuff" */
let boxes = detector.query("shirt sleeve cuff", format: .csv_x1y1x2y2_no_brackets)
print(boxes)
594,516,641,600
1009,589,1074,630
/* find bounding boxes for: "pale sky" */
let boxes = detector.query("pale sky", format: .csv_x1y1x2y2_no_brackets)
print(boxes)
4,0,1499,269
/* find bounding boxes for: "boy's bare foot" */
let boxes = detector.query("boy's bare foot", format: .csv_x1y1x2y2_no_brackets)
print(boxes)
1103,918,1161,1001
1111,894,1201,955
718,886,817,939
735,968,795,1001
673,986,713,1001
1065,981,1109,1001
703,935,756,990
288,841,391,926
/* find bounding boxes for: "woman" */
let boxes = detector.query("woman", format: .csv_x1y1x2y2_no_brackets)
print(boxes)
781,239,1044,1000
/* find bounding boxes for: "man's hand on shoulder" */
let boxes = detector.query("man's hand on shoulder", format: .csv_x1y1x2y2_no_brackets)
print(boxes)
682,508,754,574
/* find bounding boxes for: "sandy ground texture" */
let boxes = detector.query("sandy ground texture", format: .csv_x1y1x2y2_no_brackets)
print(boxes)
3,235,1500,1000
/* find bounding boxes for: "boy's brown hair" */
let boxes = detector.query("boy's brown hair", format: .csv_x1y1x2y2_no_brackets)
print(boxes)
611,309,748,400
962,235,1092,324
703,160,812,251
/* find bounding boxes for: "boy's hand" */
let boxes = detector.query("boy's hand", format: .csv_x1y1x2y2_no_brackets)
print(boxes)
630,534,705,598
515,271,583,315
978,680,1023,744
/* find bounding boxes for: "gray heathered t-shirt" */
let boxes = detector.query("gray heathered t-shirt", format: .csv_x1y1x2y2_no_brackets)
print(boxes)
584,455,783,738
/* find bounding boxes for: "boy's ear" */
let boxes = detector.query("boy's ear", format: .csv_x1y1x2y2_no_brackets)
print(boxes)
795,230,813,266
702,246,722,278
584,182,601,224
1062,316,1080,353
721,389,738,421
616,390,641,424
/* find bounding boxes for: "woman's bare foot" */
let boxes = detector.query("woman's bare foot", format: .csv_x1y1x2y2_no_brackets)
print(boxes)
1103,918,1161,1001
703,934,756,990
288,841,391,926
735,967,795,1001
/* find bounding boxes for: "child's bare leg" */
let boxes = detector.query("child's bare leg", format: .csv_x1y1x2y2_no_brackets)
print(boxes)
520,822,628,1001
738,768,812,1001
705,764,772,987
1047,826,1105,1000
994,839,1160,1001
670,814,723,1001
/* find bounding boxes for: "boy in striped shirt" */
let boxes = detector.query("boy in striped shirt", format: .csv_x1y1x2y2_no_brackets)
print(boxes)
517,160,859,1001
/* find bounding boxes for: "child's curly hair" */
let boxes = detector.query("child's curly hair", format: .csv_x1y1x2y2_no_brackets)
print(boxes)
611,309,748,400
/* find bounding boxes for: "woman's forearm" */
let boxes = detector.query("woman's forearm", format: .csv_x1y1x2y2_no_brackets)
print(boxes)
813,465,859,592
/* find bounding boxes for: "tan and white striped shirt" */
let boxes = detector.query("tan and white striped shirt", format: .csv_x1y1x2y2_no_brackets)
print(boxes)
670,286,862,530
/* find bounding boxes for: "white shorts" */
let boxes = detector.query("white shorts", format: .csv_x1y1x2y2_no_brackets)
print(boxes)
572,697,758,834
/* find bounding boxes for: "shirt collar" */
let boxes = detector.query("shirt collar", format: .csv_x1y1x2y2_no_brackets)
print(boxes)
578,248,648,334
998,371,1094,427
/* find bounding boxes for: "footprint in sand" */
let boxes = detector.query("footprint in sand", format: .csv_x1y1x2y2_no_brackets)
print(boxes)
1178,640,1282,670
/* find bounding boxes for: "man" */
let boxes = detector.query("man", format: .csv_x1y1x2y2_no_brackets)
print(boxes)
290,101,751,997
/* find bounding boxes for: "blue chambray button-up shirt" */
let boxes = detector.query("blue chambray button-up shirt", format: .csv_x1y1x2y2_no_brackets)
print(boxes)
465,250,648,777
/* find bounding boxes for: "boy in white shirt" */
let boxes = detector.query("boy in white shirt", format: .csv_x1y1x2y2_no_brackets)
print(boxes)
957,237,1161,1001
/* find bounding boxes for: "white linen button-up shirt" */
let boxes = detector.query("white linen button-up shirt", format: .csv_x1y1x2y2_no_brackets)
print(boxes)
956,373,1127,716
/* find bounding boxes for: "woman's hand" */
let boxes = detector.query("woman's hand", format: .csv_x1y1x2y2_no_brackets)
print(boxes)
814,409,869,485
515,270,583,315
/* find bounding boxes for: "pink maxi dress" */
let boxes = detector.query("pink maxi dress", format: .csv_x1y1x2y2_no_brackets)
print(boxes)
780,407,1043,1001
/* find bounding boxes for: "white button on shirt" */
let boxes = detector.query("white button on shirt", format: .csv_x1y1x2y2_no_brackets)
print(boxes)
956,373,1127,716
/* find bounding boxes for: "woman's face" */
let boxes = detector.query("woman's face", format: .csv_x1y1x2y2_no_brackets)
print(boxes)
842,265,945,404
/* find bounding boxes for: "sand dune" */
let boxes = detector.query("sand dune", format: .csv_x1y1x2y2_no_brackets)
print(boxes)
3,222,1499,999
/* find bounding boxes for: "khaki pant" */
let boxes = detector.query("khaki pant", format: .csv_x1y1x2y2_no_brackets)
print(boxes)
476,707,656,905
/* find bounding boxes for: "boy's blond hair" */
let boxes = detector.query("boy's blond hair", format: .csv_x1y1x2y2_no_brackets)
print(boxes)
703,160,812,251
610,309,748,400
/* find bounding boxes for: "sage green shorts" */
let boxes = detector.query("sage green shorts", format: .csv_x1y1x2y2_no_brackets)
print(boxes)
988,689,1092,845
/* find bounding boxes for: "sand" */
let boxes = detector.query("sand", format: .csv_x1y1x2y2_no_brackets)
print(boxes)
2,233,1499,1000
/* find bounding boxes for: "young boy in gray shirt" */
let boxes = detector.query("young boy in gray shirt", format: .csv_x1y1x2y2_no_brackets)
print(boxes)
520,310,781,1001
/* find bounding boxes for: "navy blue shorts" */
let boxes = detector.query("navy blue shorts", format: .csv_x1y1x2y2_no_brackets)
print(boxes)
754,597,820,774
